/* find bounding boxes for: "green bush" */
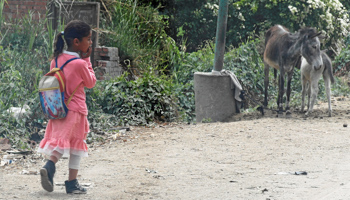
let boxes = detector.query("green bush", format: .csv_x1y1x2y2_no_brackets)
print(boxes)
333,34,350,75
99,0,170,71
0,7,53,148
0,47,45,149
91,72,178,126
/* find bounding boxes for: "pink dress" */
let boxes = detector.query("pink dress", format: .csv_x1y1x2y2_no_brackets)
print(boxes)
37,51,96,157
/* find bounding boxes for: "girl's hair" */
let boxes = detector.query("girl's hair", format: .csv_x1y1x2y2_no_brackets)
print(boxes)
53,20,91,58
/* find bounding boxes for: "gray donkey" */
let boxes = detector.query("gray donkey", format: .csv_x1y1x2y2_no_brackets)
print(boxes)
300,51,334,117
264,25,323,115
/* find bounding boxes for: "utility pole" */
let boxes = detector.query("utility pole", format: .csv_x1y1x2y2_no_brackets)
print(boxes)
194,0,238,122
213,0,228,73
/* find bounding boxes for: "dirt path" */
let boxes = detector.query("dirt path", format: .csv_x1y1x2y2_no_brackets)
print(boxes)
1,98,350,200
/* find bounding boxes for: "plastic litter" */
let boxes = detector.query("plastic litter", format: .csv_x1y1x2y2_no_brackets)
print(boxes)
6,105,30,119
277,171,308,175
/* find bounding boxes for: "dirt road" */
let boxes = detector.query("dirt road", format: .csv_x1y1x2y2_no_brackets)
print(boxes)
1,98,350,200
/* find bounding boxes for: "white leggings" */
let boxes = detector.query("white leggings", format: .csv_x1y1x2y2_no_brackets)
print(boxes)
51,151,82,170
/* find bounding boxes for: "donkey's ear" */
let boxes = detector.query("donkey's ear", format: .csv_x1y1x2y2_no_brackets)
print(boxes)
310,32,322,39
318,34,327,40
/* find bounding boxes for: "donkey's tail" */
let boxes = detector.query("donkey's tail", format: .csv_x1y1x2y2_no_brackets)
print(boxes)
322,51,335,84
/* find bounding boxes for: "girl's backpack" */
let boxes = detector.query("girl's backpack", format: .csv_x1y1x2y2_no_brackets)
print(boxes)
39,57,79,119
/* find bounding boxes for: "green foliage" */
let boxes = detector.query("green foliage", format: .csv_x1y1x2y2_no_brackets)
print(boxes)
333,35,350,75
165,0,218,52
331,77,350,97
172,41,215,84
172,81,195,123
165,0,349,55
235,0,350,54
333,47,350,75
201,118,212,123
169,41,215,121
91,72,178,126
99,0,169,71
224,39,266,97
0,47,46,149
0,9,51,148
1,12,47,52
0,112,31,150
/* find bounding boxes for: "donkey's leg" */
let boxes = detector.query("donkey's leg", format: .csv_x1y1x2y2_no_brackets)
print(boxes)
278,68,285,114
306,73,322,116
264,63,270,107
274,68,278,84
301,75,307,113
323,73,332,117
276,75,281,108
285,70,294,111
307,82,311,112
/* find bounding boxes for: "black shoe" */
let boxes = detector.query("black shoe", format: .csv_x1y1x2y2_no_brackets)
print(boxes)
40,160,56,192
65,179,87,194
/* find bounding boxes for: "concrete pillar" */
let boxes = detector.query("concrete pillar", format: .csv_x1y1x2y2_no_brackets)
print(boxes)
194,72,236,122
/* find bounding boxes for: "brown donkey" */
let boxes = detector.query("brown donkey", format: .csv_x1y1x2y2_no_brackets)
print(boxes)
263,25,323,115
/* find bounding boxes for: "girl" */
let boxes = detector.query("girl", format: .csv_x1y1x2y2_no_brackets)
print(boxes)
37,20,96,194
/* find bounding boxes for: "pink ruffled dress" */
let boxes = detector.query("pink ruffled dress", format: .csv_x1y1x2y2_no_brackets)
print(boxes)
38,51,96,157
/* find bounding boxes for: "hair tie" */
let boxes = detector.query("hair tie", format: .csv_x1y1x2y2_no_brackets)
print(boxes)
61,31,64,36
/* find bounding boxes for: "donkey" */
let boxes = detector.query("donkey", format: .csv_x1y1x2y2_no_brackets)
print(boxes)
300,51,334,117
263,25,323,115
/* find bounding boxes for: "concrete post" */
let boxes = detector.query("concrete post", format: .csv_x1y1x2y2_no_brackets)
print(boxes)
194,72,236,122
194,0,237,123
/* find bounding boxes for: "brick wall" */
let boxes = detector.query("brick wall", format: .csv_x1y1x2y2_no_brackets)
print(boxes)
94,47,123,80
3,0,48,20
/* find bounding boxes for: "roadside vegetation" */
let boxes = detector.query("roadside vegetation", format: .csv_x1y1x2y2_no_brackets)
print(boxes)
0,0,350,149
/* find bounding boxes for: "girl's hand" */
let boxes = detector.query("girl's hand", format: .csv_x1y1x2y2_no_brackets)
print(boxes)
81,46,92,58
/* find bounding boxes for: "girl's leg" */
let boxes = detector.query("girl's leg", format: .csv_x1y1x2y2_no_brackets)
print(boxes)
40,151,62,192
50,150,63,163
68,153,81,180
69,169,79,181
65,154,87,194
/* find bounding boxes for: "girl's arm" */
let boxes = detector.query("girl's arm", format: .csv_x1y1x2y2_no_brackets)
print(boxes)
80,57,96,89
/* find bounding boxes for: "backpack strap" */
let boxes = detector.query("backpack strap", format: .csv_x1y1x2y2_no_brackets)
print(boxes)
58,57,79,70
55,57,80,106
66,83,82,106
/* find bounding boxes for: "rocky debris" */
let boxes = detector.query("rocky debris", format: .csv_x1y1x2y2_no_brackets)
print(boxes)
0,138,11,151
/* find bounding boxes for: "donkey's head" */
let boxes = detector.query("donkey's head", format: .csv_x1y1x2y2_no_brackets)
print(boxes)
299,27,323,70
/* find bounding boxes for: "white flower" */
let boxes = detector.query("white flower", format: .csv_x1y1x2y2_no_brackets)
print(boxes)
288,5,298,15
238,12,245,21
307,0,326,9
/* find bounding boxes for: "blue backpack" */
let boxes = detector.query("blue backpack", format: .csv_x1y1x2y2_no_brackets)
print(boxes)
38,57,79,119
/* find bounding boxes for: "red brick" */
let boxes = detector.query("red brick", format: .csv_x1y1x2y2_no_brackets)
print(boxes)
35,2,47,6
95,47,102,52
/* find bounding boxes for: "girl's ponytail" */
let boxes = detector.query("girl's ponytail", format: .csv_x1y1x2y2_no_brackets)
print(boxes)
53,32,65,58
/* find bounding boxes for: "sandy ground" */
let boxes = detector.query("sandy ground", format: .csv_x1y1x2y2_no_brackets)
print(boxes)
1,97,350,200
